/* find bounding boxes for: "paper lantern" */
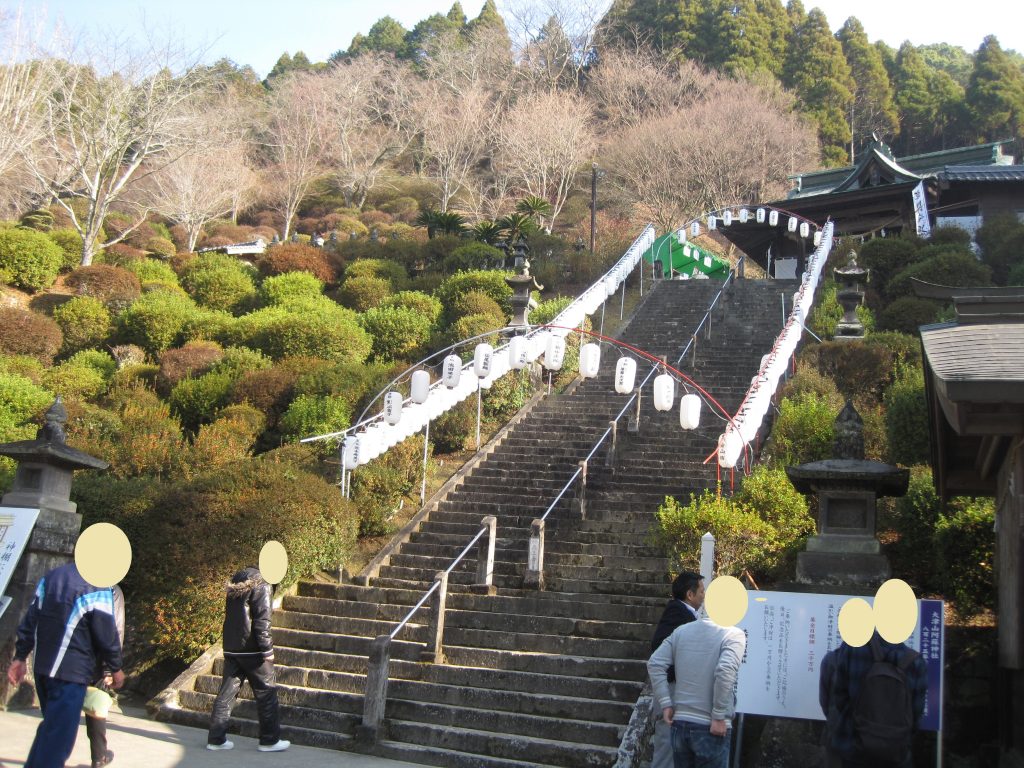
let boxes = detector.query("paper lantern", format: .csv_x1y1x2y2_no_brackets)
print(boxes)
473,343,493,378
604,275,617,297
722,210,733,226
691,221,701,238
384,392,403,425
679,394,701,429
787,216,798,233
739,208,750,224
615,357,636,394
442,354,462,389
813,230,822,247
707,215,717,230
718,429,743,469
579,343,600,379
653,373,675,411
342,435,359,470
544,334,565,371
756,207,766,224
676,228,687,244
799,221,810,238
411,370,430,404
359,428,381,463
769,210,779,227
509,336,529,369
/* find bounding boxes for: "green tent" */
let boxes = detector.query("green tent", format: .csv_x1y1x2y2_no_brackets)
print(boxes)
643,233,730,279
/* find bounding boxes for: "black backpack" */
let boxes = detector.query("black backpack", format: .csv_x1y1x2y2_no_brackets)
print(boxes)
852,638,919,760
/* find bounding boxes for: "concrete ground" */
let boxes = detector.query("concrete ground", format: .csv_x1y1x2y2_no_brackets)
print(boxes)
0,703,423,768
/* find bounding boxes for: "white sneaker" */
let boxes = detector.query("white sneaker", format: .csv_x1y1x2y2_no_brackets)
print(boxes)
257,740,290,752
206,740,234,750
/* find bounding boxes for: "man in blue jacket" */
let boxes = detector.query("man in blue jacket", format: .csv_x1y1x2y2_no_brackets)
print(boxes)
7,562,124,768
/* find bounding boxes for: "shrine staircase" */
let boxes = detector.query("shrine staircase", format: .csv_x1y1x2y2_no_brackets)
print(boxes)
152,277,795,767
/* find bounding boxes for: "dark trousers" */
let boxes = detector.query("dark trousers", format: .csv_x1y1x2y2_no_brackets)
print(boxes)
208,655,281,746
26,676,87,768
86,714,109,764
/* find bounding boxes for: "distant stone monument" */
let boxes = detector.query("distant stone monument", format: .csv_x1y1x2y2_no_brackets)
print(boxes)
786,401,908,587
505,238,542,327
833,251,869,341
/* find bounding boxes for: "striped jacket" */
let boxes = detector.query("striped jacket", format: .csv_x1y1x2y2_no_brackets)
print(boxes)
14,563,123,685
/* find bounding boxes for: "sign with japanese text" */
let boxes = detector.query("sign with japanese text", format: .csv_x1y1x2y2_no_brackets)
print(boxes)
735,590,944,731
0,507,40,597
912,181,932,238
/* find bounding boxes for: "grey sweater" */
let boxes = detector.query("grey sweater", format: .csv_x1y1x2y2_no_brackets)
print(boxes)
647,617,746,727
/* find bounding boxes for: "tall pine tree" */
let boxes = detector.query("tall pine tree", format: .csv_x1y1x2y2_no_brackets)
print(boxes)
893,42,940,154
967,35,1024,142
703,0,780,76
837,17,899,159
783,7,854,165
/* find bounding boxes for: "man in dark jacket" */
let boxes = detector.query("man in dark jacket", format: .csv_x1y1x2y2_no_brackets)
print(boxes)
7,562,124,768
206,566,289,753
649,571,703,768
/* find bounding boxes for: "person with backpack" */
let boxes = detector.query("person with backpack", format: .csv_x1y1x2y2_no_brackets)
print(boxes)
828,631,928,768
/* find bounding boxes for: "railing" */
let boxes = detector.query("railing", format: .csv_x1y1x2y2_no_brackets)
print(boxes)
524,262,743,589
357,515,497,745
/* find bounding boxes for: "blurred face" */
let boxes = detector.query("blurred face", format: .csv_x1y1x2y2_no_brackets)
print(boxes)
686,580,706,610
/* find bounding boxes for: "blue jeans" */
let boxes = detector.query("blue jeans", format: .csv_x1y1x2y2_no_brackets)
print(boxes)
26,676,87,768
671,720,731,768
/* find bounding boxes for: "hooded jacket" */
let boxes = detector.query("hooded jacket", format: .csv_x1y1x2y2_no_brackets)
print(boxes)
222,566,274,658
14,563,123,685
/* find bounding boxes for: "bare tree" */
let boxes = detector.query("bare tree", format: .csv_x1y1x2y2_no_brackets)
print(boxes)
147,115,254,252
502,0,607,90
22,39,208,265
497,88,594,229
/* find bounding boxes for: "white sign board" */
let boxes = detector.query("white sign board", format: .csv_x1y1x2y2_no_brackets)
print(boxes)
735,590,944,731
0,507,40,596
912,181,932,238
0,595,11,620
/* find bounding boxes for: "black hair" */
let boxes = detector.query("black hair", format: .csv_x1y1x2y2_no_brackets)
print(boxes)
672,571,704,602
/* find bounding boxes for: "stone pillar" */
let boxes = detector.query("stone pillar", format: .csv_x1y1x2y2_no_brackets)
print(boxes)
0,399,108,709
505,238,543,328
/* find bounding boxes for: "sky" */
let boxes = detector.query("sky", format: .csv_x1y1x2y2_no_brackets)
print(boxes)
15,0,1024,78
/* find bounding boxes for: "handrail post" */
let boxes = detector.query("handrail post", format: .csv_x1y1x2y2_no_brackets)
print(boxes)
572,459,588,520
473,516,497,595
356,634,392,747
421,571,448,663
525,519,545,590
692,334,698,368
628,387,642,433
606,420,617,468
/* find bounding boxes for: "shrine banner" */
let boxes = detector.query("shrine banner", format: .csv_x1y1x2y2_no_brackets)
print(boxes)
735,590,944,731
913,181,932,238
0,507,40,597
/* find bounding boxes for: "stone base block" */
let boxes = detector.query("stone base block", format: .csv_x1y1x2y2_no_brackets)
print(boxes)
805,534,880,554
796,551,891,587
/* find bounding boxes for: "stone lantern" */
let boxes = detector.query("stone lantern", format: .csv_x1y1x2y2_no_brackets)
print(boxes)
833,251,869,340
505,238,543,327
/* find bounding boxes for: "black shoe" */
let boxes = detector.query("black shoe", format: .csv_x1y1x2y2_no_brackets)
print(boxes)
92,750,114,768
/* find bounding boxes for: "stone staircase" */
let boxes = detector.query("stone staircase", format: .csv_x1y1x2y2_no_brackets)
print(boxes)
153,277,796,767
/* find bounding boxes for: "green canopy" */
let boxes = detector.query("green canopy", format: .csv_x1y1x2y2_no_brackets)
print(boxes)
643,233,730,279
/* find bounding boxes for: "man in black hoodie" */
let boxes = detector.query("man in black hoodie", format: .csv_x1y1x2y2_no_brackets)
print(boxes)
206,566,289,753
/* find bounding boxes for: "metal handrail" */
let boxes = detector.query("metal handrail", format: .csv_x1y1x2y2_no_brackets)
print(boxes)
536,261,742,527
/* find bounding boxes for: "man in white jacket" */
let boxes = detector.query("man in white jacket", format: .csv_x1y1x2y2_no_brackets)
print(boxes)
647,614,746,768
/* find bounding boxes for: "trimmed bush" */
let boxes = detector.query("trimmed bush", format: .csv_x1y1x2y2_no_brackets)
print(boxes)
359,305,433,362
292,359,394,416
431,399,476,453
145,236,176,258
123,258,180,290
65,264,142,312
228,303,372,363
887,252,992,299
19,208,55,232
344,258,410,289
259,271,324,306
257,242,336,283
0,227,65,291
482,369,533,419
449,290,504,323
180,253,257,313
862,331,922,372
351,435,428,537
779,366,842,404
884,368,929,466
48,228,87,271
0,308,63,364
117,290,203,354
66,350,117,380
936,497,995,617
859,237,921,300
278,393,351,445
445,312,504,347
877,296,942,334
765,392,837,467
381,290,442,324
888,465,941,590
42,362,107,401
100,243,146,266
0,353,45,383
52,296,111,355
157,341,225,394
187,407,265,469
335,275,391,311
435,270,513,323
381,196,420,223
168,371,235,433
801,341,895,402
211,346,271,380
443,243,505,273
0,372,55,441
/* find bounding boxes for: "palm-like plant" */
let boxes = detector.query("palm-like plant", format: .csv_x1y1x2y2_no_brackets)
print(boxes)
415,209,467,239
515,195,554,230
496,212,537,244
471,221,507,245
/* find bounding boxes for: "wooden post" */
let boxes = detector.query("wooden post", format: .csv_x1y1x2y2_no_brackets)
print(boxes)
606,420,617,468
572,459,588,520
420,571,448,663
525,519,545,590
355,634,391,747
629,387,642,433
473,516,497,595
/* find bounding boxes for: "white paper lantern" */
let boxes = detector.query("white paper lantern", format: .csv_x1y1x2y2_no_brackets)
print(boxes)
707,215,717,230
718,429,743,469
579,343,601,379
442,354,462,388
787,216,798,233
756,207,766,224
509,336,529,369
691,221,701,238
799,221,810,238
769,210,779,227
604,275,617,297
384,392,403,425
359,427,381,463
739,208,750,223
544,335,566,371
653,373,675,411
679,393,702,429
411,370,430,404
473,343,493,378
342,435,359,470
814,230,823,247
676,228,687,244
615,357,636,394
722,210,733,226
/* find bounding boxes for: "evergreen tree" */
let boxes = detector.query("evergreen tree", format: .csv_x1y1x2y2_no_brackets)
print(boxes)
345,16,410,59
263,51,318,87
928,68,968,148
468,0,509,37
783,8,854,165
702,0,780,76
756,0,790,76
837,17,899,158
919,43,973,87
966,35,1024,142
447,2,468,26
407,11,466,64
603,0,704,58
893,42,939,153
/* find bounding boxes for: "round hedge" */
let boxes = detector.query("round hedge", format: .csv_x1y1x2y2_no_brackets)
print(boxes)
435,270,513,324
48,228,87,271
335,275,391,312
877,296,942,334
344,258,410,290
0,227,65,291
180,253,258,313
259,271,324,306
257,242,336,283
359,305,433,362
117,289,203,354
228,303,372,363
157,341,225,394
65,264,142,312
887,252,992,299
381,290,442,324
449,290,504,323
52,296,112,355
0,308,63,364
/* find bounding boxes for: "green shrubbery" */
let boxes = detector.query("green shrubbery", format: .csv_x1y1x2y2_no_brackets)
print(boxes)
52,297,111,355
117,289,203,354
359,305,433,362
180,253,258,312
226,301,372,362
884,368,929,466
65,265,142,312
335,274,391,311
259,271,324,306
435,270,513,323
381,290,442,324
351,435,429,537
0,308,63,364
764,392,836,467
344,258,410,289
0,227,65,291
